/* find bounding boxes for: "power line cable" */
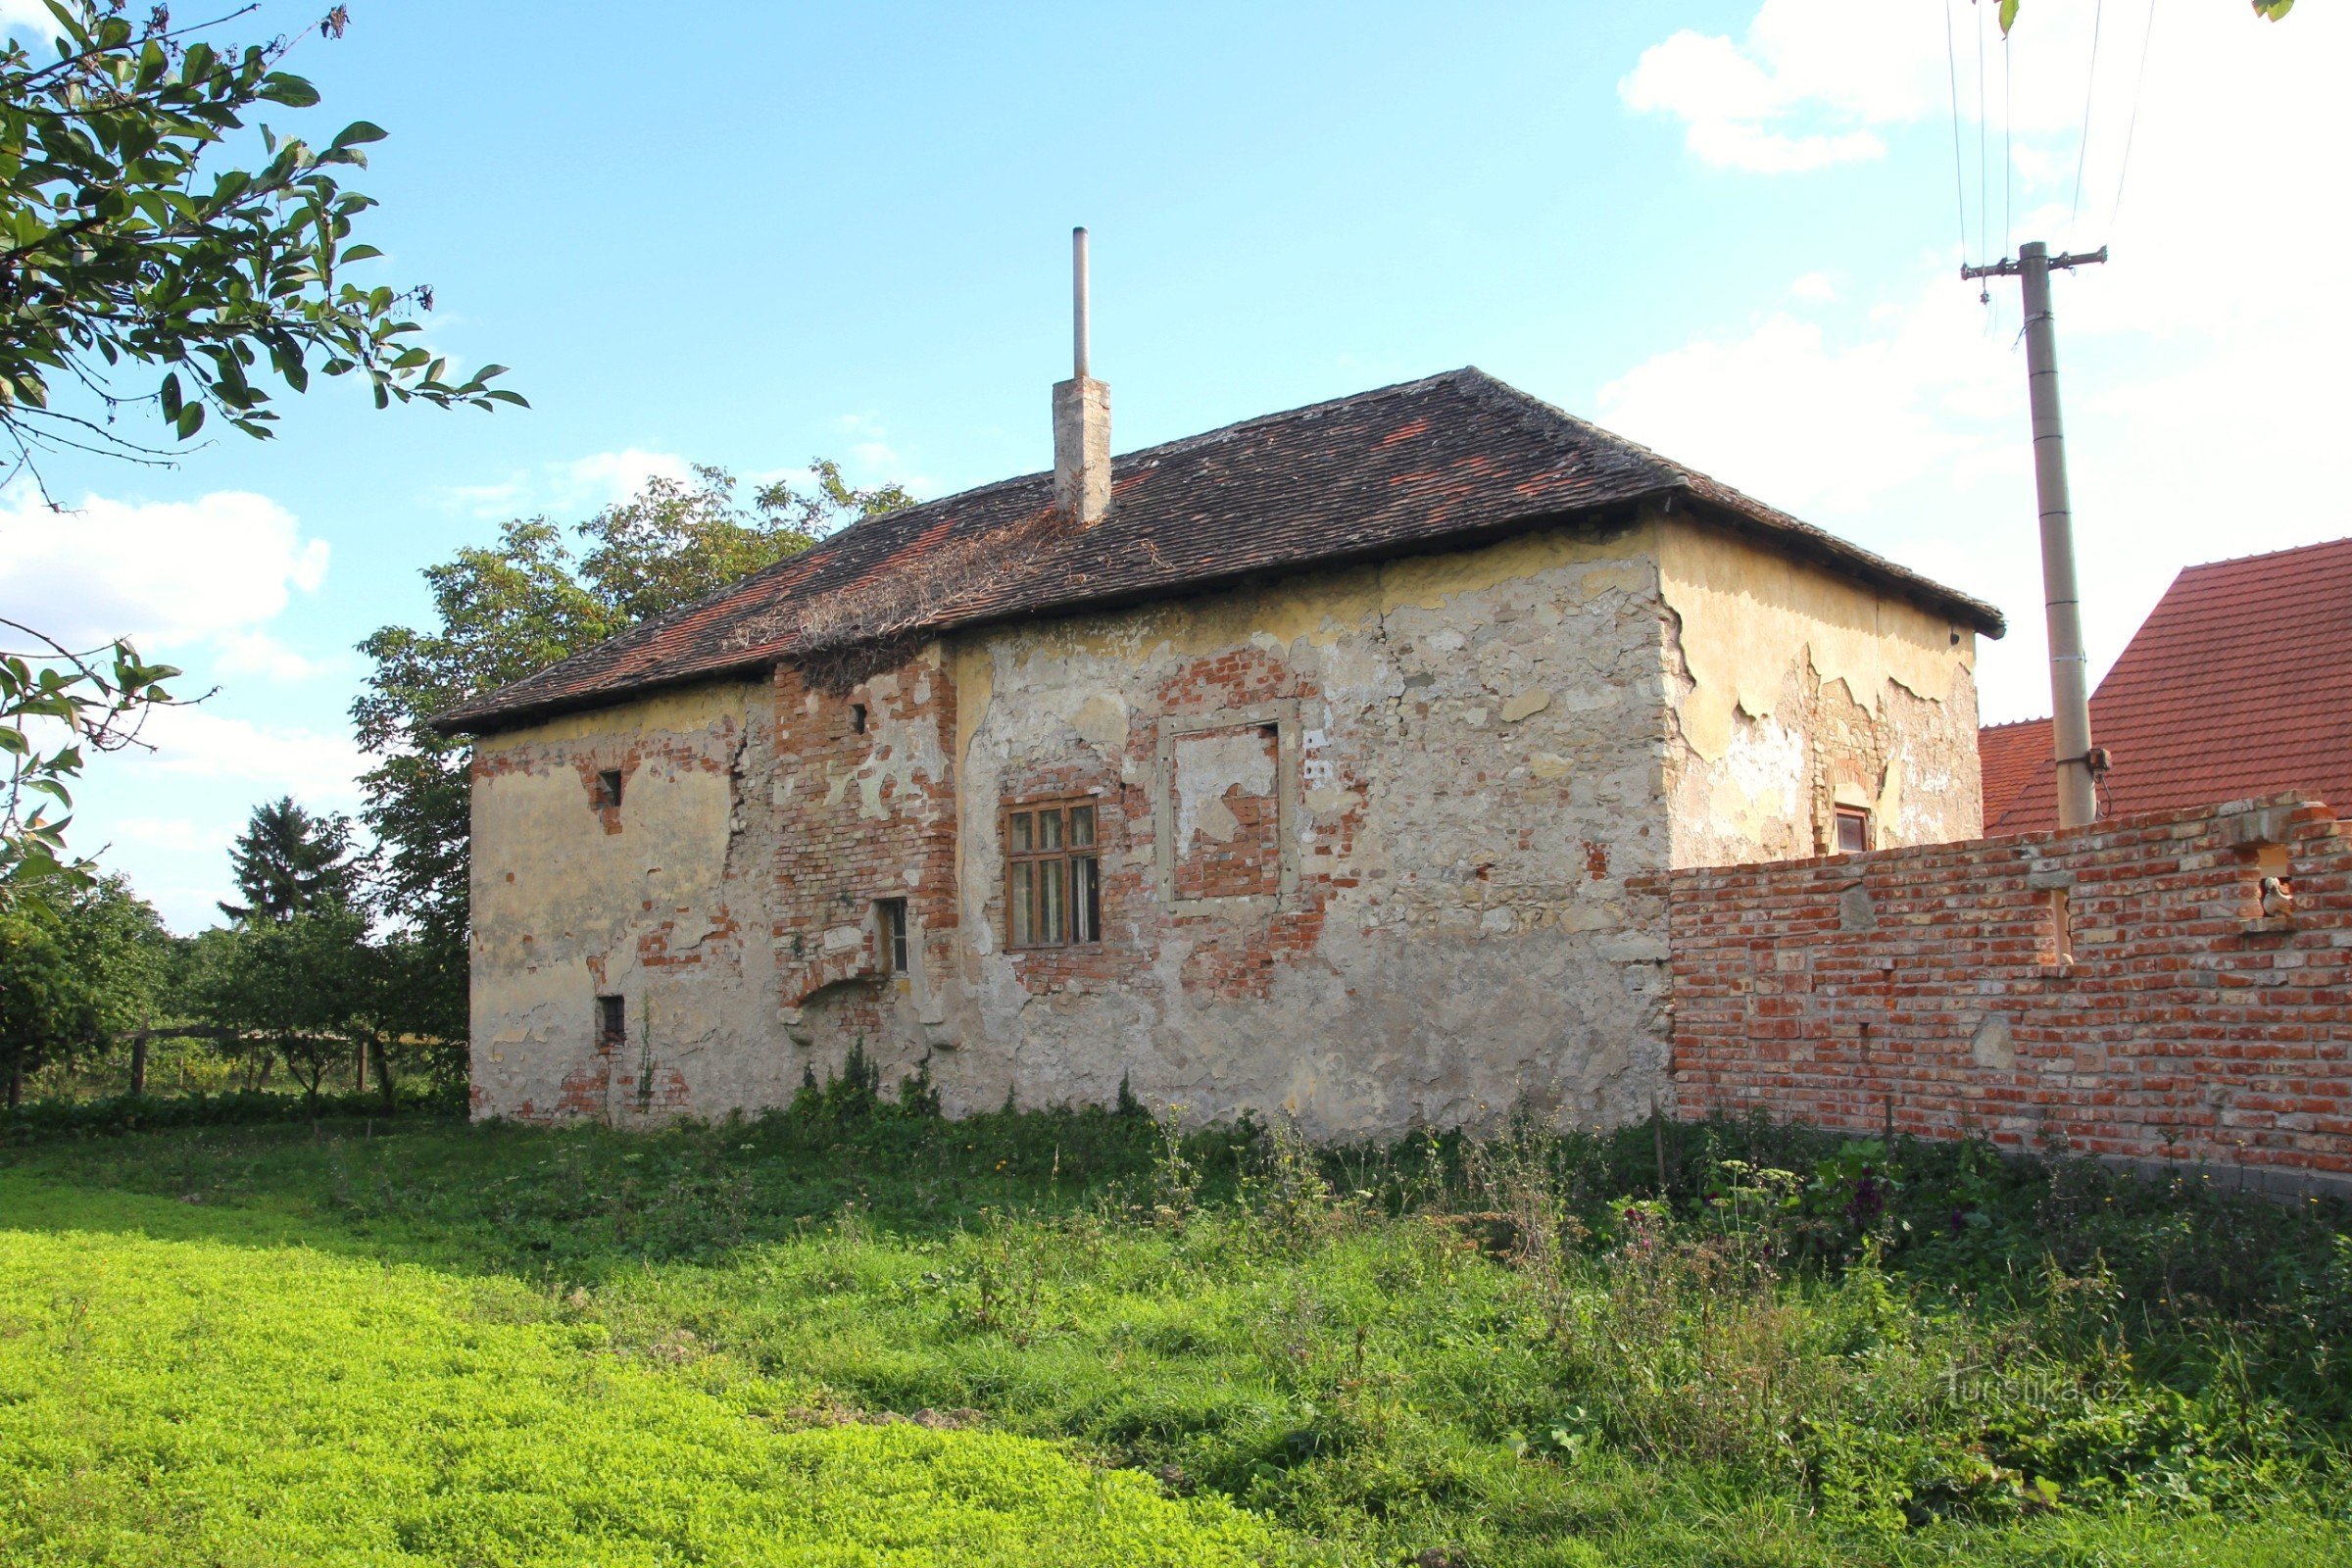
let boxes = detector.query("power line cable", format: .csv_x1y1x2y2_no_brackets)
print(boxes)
2070,0,2106,241
1977,0,1989,271
1943,0,1972,262
2110,0,2159,237
2003,29,2014,260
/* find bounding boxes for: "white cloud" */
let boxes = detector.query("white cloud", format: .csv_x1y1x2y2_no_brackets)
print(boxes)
109,816,233,856
0,486,327,651
1622,0,2107,175
432,448,697,518
562,448,695,505
1605,2,2351,727
138,706,370,807
210,630,343,683
1598,277,2012,516
1788,271,1839,303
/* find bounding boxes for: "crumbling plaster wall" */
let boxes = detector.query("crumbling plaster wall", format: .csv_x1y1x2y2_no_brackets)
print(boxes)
1654,513,1984,868
468,509,1990,1139
467,680,789,1120
794,519,1686,1141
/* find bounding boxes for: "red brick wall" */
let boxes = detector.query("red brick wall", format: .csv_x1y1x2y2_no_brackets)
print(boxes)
1668,795,2352,1189
770,657,958,1013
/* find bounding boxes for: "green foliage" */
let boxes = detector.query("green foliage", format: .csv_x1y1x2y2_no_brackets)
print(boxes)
353,466,916,1033
788,1040,944,1123
217,793,357,923
0,4,513,893
183,904,374,1100
5,1109,2347,1565
0,905,99,1104
0,0,520,472
0,629,180,890
44,870,175,1039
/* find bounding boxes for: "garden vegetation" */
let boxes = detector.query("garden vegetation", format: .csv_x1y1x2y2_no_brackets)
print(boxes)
3,1080,2348,1566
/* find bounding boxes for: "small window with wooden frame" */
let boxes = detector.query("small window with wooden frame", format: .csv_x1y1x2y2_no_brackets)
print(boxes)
874,898,909,976
1834,807,1872,856
1004,799,1102,949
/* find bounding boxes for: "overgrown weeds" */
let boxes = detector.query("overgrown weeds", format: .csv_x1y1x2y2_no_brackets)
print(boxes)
3,1101,2347,1566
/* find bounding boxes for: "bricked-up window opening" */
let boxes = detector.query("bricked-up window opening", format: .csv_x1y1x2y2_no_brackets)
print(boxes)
598,769,624,809
875,898,909,976
1835,807,1871,855
851,704,867,735
596,994,626,1052
2046,888,2075,964
1005,800,1102,948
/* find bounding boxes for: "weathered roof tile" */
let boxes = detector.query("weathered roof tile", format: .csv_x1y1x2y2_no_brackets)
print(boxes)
438,368,2003,734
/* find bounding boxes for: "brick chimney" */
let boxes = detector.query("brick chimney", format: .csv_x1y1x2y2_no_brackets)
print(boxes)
1053,226,1111,526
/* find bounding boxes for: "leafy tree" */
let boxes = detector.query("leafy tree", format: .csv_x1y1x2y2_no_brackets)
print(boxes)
353,465,911,1032
184,904,373,1102
0,1,518,891
55,870,175,1034
0,902,101,1106
219,795,357,924
581,462,909,622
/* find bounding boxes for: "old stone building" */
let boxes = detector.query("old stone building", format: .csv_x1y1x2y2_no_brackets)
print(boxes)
437,366,2001,1138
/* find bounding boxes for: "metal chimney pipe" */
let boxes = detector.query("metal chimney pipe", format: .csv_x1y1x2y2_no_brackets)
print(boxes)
1053,226,1111,526
1072,226,1091,380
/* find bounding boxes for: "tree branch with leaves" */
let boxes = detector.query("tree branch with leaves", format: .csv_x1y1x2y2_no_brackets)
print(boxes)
0,616,185,897
0,1,523,484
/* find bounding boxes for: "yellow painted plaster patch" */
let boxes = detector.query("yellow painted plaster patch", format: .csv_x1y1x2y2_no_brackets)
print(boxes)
970,521,1659,681
474,680,760,758
1655,514,1973,762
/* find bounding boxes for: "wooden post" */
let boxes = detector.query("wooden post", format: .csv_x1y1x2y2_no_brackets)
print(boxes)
129,1027,149,1098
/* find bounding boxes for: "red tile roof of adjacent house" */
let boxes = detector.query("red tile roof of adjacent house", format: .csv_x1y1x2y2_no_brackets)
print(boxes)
1988,535,2352,833
1977,716,2052,827
436,368,2005,735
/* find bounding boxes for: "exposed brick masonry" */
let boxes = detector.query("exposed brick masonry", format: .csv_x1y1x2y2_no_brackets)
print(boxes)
1668,795,2352,1191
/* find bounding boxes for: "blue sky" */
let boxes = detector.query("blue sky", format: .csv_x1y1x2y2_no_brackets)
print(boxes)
3,1,2344,929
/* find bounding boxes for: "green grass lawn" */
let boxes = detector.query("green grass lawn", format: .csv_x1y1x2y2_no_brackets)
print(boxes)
3,1097,2349,1566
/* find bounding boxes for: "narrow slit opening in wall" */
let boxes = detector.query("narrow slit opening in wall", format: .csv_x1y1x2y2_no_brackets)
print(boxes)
596,994,626,1051
2250,842,2294,918
2045,888,2074,965
875,898,908,975
598,769,623,809
851,703,867,735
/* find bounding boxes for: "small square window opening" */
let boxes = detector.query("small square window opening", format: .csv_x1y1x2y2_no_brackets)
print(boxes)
598,769,624,809
1005,800,1102,949
1835,807,1872,856
596,994,626,1052
875,898,909,976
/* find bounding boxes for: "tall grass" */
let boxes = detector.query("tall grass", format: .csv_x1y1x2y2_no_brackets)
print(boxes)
3,1097,2347,1566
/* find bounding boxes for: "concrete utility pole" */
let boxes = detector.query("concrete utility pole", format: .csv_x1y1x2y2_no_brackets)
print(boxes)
1962,240,2109,830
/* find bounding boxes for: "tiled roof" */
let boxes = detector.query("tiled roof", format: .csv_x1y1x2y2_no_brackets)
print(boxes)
1977,716,2052,827
1989,535,2352,832
437,368,2004,735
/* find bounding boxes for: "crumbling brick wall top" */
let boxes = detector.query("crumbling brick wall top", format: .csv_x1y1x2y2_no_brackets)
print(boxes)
1670,794,2352,1188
